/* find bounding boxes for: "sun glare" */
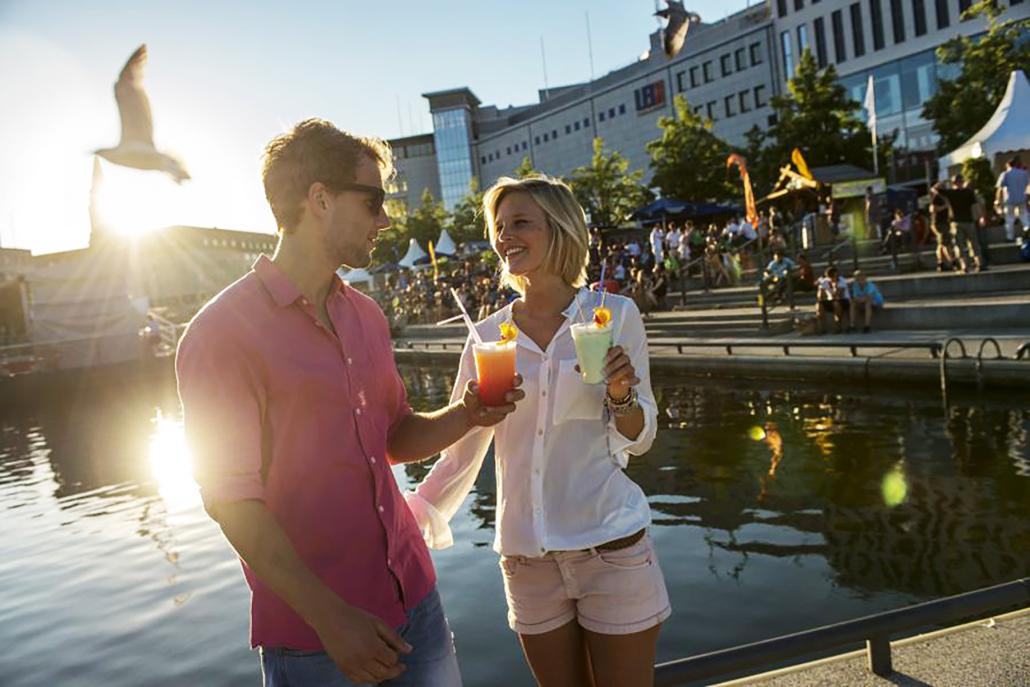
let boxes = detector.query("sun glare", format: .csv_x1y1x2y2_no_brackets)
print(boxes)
95,161,185,237
147,410,201,512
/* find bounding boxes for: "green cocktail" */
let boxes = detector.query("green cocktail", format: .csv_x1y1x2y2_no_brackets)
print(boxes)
570,322,612,385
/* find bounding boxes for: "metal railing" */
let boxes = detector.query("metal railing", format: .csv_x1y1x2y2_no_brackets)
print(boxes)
654,577,1029,686
648,338,944,359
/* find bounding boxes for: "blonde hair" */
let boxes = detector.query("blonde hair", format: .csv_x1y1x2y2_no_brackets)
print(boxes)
482,175,589,294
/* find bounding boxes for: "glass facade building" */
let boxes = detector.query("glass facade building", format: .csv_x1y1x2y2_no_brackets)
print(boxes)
431,108,475,210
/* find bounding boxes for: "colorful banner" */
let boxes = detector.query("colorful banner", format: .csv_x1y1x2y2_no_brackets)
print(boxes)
428,240,439,282
726,154,759,228
791,148,814,181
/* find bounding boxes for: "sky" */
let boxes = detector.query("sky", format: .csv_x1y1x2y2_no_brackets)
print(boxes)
0,0,753,255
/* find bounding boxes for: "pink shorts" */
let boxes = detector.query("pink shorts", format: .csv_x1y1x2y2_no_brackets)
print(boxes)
499,533,671,636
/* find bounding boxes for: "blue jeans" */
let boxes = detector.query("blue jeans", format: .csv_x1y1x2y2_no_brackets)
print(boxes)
260,587,461,687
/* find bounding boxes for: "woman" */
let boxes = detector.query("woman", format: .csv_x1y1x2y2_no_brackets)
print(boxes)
816,265,850,334
406,175,669,687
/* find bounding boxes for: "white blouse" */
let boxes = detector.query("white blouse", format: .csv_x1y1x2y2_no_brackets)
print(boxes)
404,289,658,557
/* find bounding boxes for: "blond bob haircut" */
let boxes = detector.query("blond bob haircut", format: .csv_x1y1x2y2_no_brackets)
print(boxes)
483,175,590,295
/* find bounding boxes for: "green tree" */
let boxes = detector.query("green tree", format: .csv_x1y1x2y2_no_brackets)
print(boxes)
646,94,736,202
763,49,873,173
922,1,1030,152
449,178,487,245
405,189,449,251
568,138,651,227
514,156,541,179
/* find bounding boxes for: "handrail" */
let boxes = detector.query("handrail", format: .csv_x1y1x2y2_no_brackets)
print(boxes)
654,577,1029,686
939,337,969,407
975,338,1004,391
649,338,944,359
1015,342,1030,361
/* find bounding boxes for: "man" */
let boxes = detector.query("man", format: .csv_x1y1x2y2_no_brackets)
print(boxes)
762,250,796,303
864,187,884,240
649,224,666,263
937,174,984,273
176,119,523,686
929,181,957,272
995,156,1029,244
848,270,884,334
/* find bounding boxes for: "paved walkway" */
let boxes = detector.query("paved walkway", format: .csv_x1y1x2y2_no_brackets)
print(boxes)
713,608,1030,687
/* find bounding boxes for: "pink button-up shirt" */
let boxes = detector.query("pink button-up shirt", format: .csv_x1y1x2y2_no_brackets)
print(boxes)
176,256,435,650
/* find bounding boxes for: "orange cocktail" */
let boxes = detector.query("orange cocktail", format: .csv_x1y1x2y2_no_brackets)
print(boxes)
473,340,517,406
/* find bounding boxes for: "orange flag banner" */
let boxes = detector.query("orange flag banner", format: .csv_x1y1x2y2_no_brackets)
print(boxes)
791,148,814,181
428,240,439,282
726,154,759,228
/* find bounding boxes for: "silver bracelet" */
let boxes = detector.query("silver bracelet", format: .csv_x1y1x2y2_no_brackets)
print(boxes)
605,387,639,417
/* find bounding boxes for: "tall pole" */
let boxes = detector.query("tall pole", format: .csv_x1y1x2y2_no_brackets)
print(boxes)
585,12,595,81
540,36,550,101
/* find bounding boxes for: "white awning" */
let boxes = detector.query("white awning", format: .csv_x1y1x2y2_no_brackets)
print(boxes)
938,70,1030,178
398,238,428,268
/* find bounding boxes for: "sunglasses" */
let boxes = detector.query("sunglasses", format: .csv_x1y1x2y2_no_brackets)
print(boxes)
335,183,386,216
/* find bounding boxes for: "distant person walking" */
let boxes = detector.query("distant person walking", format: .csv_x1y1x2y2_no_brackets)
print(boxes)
937,174,984,273
995,156,1029,244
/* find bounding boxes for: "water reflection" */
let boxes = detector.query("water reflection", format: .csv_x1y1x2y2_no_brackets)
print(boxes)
398,366,1030,600
147,410,200,512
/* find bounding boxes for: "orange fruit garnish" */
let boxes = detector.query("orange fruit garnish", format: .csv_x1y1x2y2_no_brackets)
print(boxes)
499,321,518,342
593,306,612,328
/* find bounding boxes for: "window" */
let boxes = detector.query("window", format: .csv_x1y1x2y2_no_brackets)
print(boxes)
794,0,805,8
690,66,700,87
583,118,589,128
735,48,746,71
900,50,937,110
832,10,847,62
725,95,736,118
703,61,713,83
551,129,557,139
777,0,788,18
750,42,764,66
574,121,580,131
694,104,704,115
706,101,718,121
814,17,828,67
739,90,752,113
797,24,809,55
565,125,571,135
721,54,732,77
599,111,605,122
934,0,949,29
754,85,767,107
850,3,866,58
912,0,927,35
619,104,626,114
543,133,549,142
535,135,541,144
869,0,885,51
890,0,905,43
634,81,667,112
608,107,616,118
958,0,972,18
522,141,528,151
780,30,795,76
676,70,687,92
506,146,511,155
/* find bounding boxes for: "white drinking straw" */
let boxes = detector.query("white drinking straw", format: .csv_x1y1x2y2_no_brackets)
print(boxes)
574,290,587,324
597,263,606,309
449,288,484,345
435,313,464,326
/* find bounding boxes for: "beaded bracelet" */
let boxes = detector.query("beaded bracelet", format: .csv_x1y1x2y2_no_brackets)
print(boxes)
605,387,639,417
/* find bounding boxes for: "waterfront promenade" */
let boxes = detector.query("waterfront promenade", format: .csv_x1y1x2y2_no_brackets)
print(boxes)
715,608,1029,687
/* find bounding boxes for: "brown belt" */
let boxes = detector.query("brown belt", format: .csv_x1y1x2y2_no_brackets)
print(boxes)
588,528,646,553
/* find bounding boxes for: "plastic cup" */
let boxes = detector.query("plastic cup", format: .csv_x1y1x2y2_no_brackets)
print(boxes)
473,340,517,406
570,322,613,385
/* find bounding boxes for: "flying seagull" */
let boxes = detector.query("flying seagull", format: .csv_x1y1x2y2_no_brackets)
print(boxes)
654,1,701,60
94,45,190,183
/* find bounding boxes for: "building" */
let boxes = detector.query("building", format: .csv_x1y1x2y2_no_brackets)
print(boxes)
389,1,1029,213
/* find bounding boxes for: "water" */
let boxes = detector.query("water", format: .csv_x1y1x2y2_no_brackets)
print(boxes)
2,365,1028,687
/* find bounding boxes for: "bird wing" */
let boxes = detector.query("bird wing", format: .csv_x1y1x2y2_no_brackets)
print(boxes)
114,44,155,148
654,2,700,59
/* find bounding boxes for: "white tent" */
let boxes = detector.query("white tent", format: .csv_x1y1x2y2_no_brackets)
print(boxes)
398,238,428,268
337,267,375,290
938,70,1030,179
434,228,457,256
